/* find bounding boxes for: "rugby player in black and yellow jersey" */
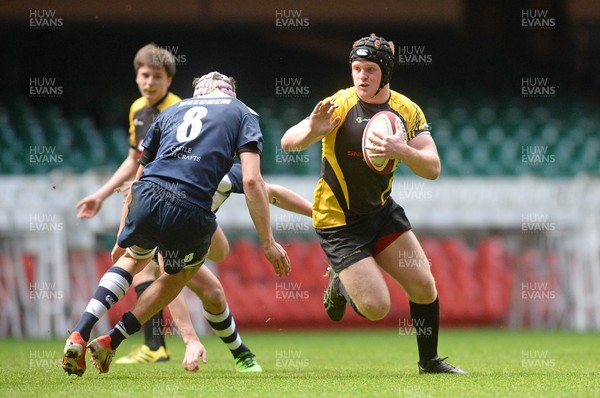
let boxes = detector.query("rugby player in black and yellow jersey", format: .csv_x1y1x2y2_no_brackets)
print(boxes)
72,47,265,372
282,34,466,374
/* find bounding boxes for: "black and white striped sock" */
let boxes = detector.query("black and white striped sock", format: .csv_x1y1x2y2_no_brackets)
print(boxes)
74,267,132,341
202,305,250,359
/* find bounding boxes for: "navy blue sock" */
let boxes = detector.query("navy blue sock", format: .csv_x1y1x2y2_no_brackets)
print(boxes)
74,313,98,342
108,311,142,350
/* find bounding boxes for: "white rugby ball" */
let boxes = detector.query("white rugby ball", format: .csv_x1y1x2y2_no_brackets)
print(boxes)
362,111,405,175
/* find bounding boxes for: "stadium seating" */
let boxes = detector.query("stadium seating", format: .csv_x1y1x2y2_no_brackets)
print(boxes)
1,96,598,176
77,236,517,330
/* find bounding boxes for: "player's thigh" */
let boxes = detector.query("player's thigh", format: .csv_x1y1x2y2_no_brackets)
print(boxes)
375,230,437,303
339,257,390,310
115,246,154,280
130,257,158,286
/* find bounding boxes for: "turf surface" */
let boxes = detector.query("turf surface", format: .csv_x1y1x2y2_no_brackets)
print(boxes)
0,328,598,397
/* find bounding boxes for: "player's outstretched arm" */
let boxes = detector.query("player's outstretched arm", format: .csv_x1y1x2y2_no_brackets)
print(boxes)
266,183,312,217
111,163,145,262
76,148,139,218
239,151,291,276
281,100,340,152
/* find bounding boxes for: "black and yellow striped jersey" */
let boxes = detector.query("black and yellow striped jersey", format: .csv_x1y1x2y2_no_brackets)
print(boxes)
128,92,181,156
313,87,430,229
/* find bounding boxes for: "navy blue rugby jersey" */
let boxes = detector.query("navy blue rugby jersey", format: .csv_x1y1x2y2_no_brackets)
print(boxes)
140,94,262,211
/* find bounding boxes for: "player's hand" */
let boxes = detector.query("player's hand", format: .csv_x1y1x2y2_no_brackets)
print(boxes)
120,181,133,194
182,340,207,372
263,241,291,277
368,128,409,160
111,244,126,263
308,100,341,136
75,194,103,219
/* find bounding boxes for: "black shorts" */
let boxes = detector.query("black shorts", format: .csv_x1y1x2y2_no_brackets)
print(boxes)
315,199,412,273
117,181,217,274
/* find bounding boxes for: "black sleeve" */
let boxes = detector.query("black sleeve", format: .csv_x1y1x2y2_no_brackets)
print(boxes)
139,148,156,166
236,141,262,157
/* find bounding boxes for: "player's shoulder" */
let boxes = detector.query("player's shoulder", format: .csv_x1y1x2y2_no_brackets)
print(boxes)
389,90,418,108
389,90,424,115
325,87,356,104
129,96,147,113
162,92,182,108
224,96,257,117
324,87,359,117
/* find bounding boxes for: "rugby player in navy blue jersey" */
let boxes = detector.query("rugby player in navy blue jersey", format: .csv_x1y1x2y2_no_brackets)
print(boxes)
282,34,466,374
63,72,291,376
74,45,296,372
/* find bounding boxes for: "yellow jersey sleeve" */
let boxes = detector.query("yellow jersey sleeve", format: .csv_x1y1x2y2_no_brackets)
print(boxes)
389,91,430,140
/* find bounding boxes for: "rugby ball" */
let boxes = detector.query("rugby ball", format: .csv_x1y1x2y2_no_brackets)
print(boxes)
362,111,406,175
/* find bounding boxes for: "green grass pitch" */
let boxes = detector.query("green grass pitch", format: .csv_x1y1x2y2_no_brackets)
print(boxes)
0,328,598,397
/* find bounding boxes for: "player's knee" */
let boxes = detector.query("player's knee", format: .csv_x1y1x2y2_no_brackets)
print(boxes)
200,283,226,313
359,296,390,321
410,277,437,304
207,242,229,263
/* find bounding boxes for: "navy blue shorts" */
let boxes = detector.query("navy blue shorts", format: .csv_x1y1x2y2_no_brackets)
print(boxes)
315,199,412,273
117,180,217,274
